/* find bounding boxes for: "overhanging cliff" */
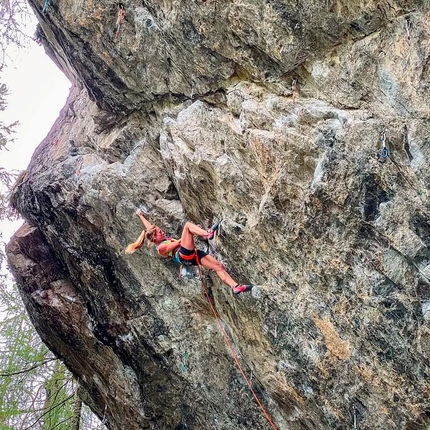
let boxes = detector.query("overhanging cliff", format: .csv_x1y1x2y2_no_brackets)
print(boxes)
6,1,430,429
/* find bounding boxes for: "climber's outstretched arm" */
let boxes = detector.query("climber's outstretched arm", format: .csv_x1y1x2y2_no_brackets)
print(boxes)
157,240,181,257
136,209,154,230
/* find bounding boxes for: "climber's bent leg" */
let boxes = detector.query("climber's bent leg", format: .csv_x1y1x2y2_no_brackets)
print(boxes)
180,222,208,250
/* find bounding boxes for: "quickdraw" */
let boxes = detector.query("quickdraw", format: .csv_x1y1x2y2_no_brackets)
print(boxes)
405,19,412,44
378,130,389,163
42,0,49,14
115,4,125,39
292,78,298,103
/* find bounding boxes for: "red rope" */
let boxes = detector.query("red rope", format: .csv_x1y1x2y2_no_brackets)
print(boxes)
195,257,279,430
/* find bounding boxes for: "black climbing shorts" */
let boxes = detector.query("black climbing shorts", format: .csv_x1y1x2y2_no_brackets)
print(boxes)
178,247,208,266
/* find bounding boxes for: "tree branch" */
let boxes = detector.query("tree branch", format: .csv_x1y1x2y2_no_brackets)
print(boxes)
0,358,56,377
22,394,75,430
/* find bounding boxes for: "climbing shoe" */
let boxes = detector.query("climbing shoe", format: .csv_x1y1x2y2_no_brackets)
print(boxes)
233,284,253,295
205,221,220,241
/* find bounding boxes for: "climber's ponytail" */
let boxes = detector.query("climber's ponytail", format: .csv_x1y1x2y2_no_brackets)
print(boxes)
125,225,157,254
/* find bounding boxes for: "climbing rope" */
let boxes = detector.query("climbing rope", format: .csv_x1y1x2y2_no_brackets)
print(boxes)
194,254,279,430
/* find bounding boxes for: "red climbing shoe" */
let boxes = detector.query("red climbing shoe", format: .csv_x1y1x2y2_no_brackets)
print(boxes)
233,284,253,295
206,221,220,240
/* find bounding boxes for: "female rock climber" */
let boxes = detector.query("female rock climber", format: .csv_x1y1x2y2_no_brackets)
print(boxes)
126,209,253,294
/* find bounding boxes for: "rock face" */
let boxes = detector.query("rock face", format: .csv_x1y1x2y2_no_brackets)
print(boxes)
6,0,430,429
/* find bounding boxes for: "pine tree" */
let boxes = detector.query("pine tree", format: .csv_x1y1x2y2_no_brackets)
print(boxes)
0,0,30,151
0,82,18,152
0,162,103,429
0,266,106,429
0,0,31,69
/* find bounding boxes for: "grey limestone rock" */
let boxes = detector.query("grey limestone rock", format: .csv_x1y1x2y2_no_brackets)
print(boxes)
6,1,430,429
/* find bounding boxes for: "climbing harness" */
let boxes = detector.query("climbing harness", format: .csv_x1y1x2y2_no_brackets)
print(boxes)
178,250,196,262
177,253,198,279
177,248,200,278
42,0,49,14
115,4,125,39
194,252,279,430
178,249,198,266
378,130,389,163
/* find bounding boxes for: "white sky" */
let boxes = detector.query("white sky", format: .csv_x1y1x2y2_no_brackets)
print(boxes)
2,42,71,171
1,18,71,243
0,19,107,430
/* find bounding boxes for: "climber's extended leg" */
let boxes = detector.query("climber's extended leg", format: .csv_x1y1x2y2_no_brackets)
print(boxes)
200,254,253,294
199,254,237,287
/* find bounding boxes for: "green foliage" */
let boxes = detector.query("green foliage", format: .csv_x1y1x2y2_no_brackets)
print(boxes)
0,0,31,69
0,278,106,429
0,167,18,222
0,82,18,152
0,286,54,429
0,286,76,429
42,360,74,430
0,0,30,151
0,82,20,222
